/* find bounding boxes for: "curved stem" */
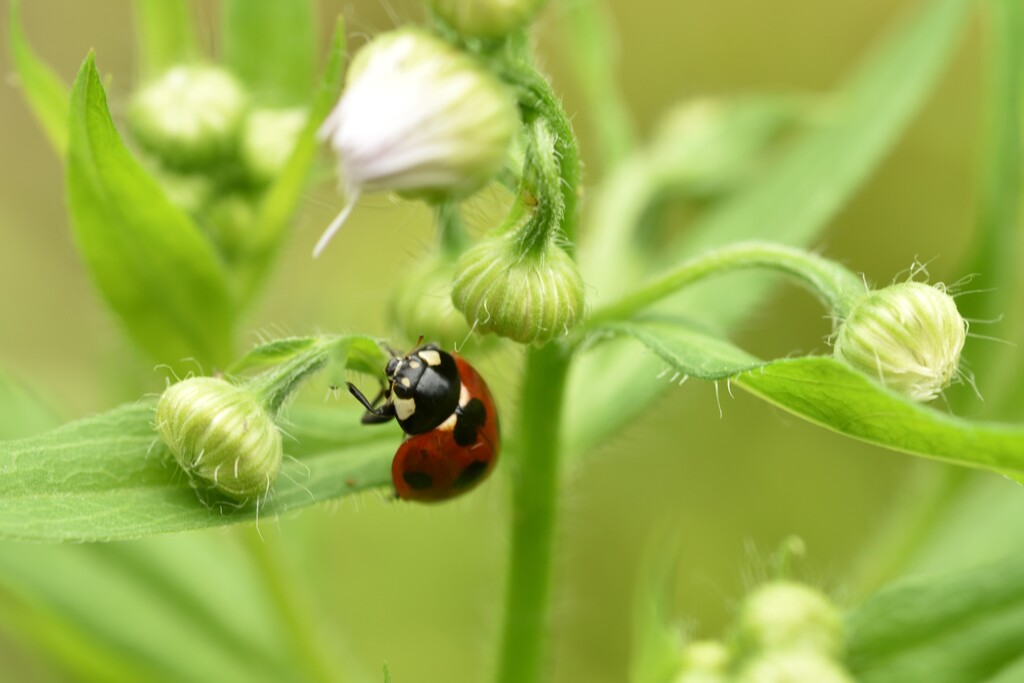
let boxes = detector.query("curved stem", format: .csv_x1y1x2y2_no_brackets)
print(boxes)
495,57,581,247
512,118,566,258
496,343,570,683
586,241,867,329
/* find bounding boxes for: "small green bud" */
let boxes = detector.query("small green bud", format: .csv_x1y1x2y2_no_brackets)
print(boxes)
426,0,546,39
314,29,518,256
451,236,585,344
240,107,308,184
129,65,248,169
735,651,854,683
676,640,730,683
737,581,843,658
390,257,475,350
203,193,257,261
144,162,214,216
156,377,283,502
834,281,966,402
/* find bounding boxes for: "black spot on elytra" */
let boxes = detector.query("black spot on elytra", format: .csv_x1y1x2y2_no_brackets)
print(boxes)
454,398,487,446
403,471,433,490
454,460,488,488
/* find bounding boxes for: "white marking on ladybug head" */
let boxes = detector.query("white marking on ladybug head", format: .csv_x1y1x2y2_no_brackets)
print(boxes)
418,349,442,366
394,397,416,421
400,377,412,388
408,359,421,369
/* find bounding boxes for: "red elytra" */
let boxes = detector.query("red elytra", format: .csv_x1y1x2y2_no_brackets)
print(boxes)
391,355,500,502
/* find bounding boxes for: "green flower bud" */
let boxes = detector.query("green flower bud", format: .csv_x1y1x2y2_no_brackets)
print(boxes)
129,65,248,169
676,640,730,683
240,107,308,184
834,281,966,402
427,0,546,39
737,581,843,657
735,651,854,683
203,192,257,261
314,29,518,256
451,236,585,344
390,257,475,350
156,377,283,502
144,162,214,216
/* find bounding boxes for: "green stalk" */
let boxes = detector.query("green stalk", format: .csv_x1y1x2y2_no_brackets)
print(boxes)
586,241,867,328
496,342,571,683
241,528,342,683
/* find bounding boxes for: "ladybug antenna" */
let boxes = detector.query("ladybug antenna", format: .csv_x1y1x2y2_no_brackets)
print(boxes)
405,335,425,356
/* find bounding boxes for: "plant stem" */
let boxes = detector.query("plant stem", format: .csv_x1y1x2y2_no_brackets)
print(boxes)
247,338,336,415
496,58,581,247
241,527,341,683
586,241,867,328
496,342,571,683
437,202,468,257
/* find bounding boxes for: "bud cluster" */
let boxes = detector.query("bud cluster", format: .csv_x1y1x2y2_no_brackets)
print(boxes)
127,64,308,260
672,580,854,683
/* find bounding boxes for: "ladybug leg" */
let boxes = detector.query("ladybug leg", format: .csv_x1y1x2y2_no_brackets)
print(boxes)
347,382,397,424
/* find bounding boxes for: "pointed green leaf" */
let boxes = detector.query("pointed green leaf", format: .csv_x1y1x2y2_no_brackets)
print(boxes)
66,54,235,367
955,0,1024,414
133,0,199,77
223,0,315,104
847,552,1024,683
8,0,70,155
596,318,1024,475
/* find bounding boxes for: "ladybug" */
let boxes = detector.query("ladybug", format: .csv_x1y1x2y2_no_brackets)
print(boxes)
347,343,499,502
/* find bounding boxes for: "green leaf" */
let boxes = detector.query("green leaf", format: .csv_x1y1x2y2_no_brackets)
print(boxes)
66,54,235,367
0,400,395,542
600,318,1024,475
223,0,316,104
0,535,304,683
8,0,70,155
132,0,199,78
238,17,347,303
955,0,1024,415
560,0,636,170
847,552,1024,683
570,0,972,457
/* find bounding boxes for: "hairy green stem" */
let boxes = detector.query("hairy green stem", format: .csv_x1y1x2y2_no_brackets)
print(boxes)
512,118,566,257
247,338,336,415
496,343,571,683
496,57,581,247
586,241,867,328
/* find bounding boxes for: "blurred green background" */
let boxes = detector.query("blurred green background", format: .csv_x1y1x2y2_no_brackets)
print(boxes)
1,1,1018,682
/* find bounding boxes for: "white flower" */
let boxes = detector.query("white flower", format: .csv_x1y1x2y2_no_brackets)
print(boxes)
314,29,518,257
